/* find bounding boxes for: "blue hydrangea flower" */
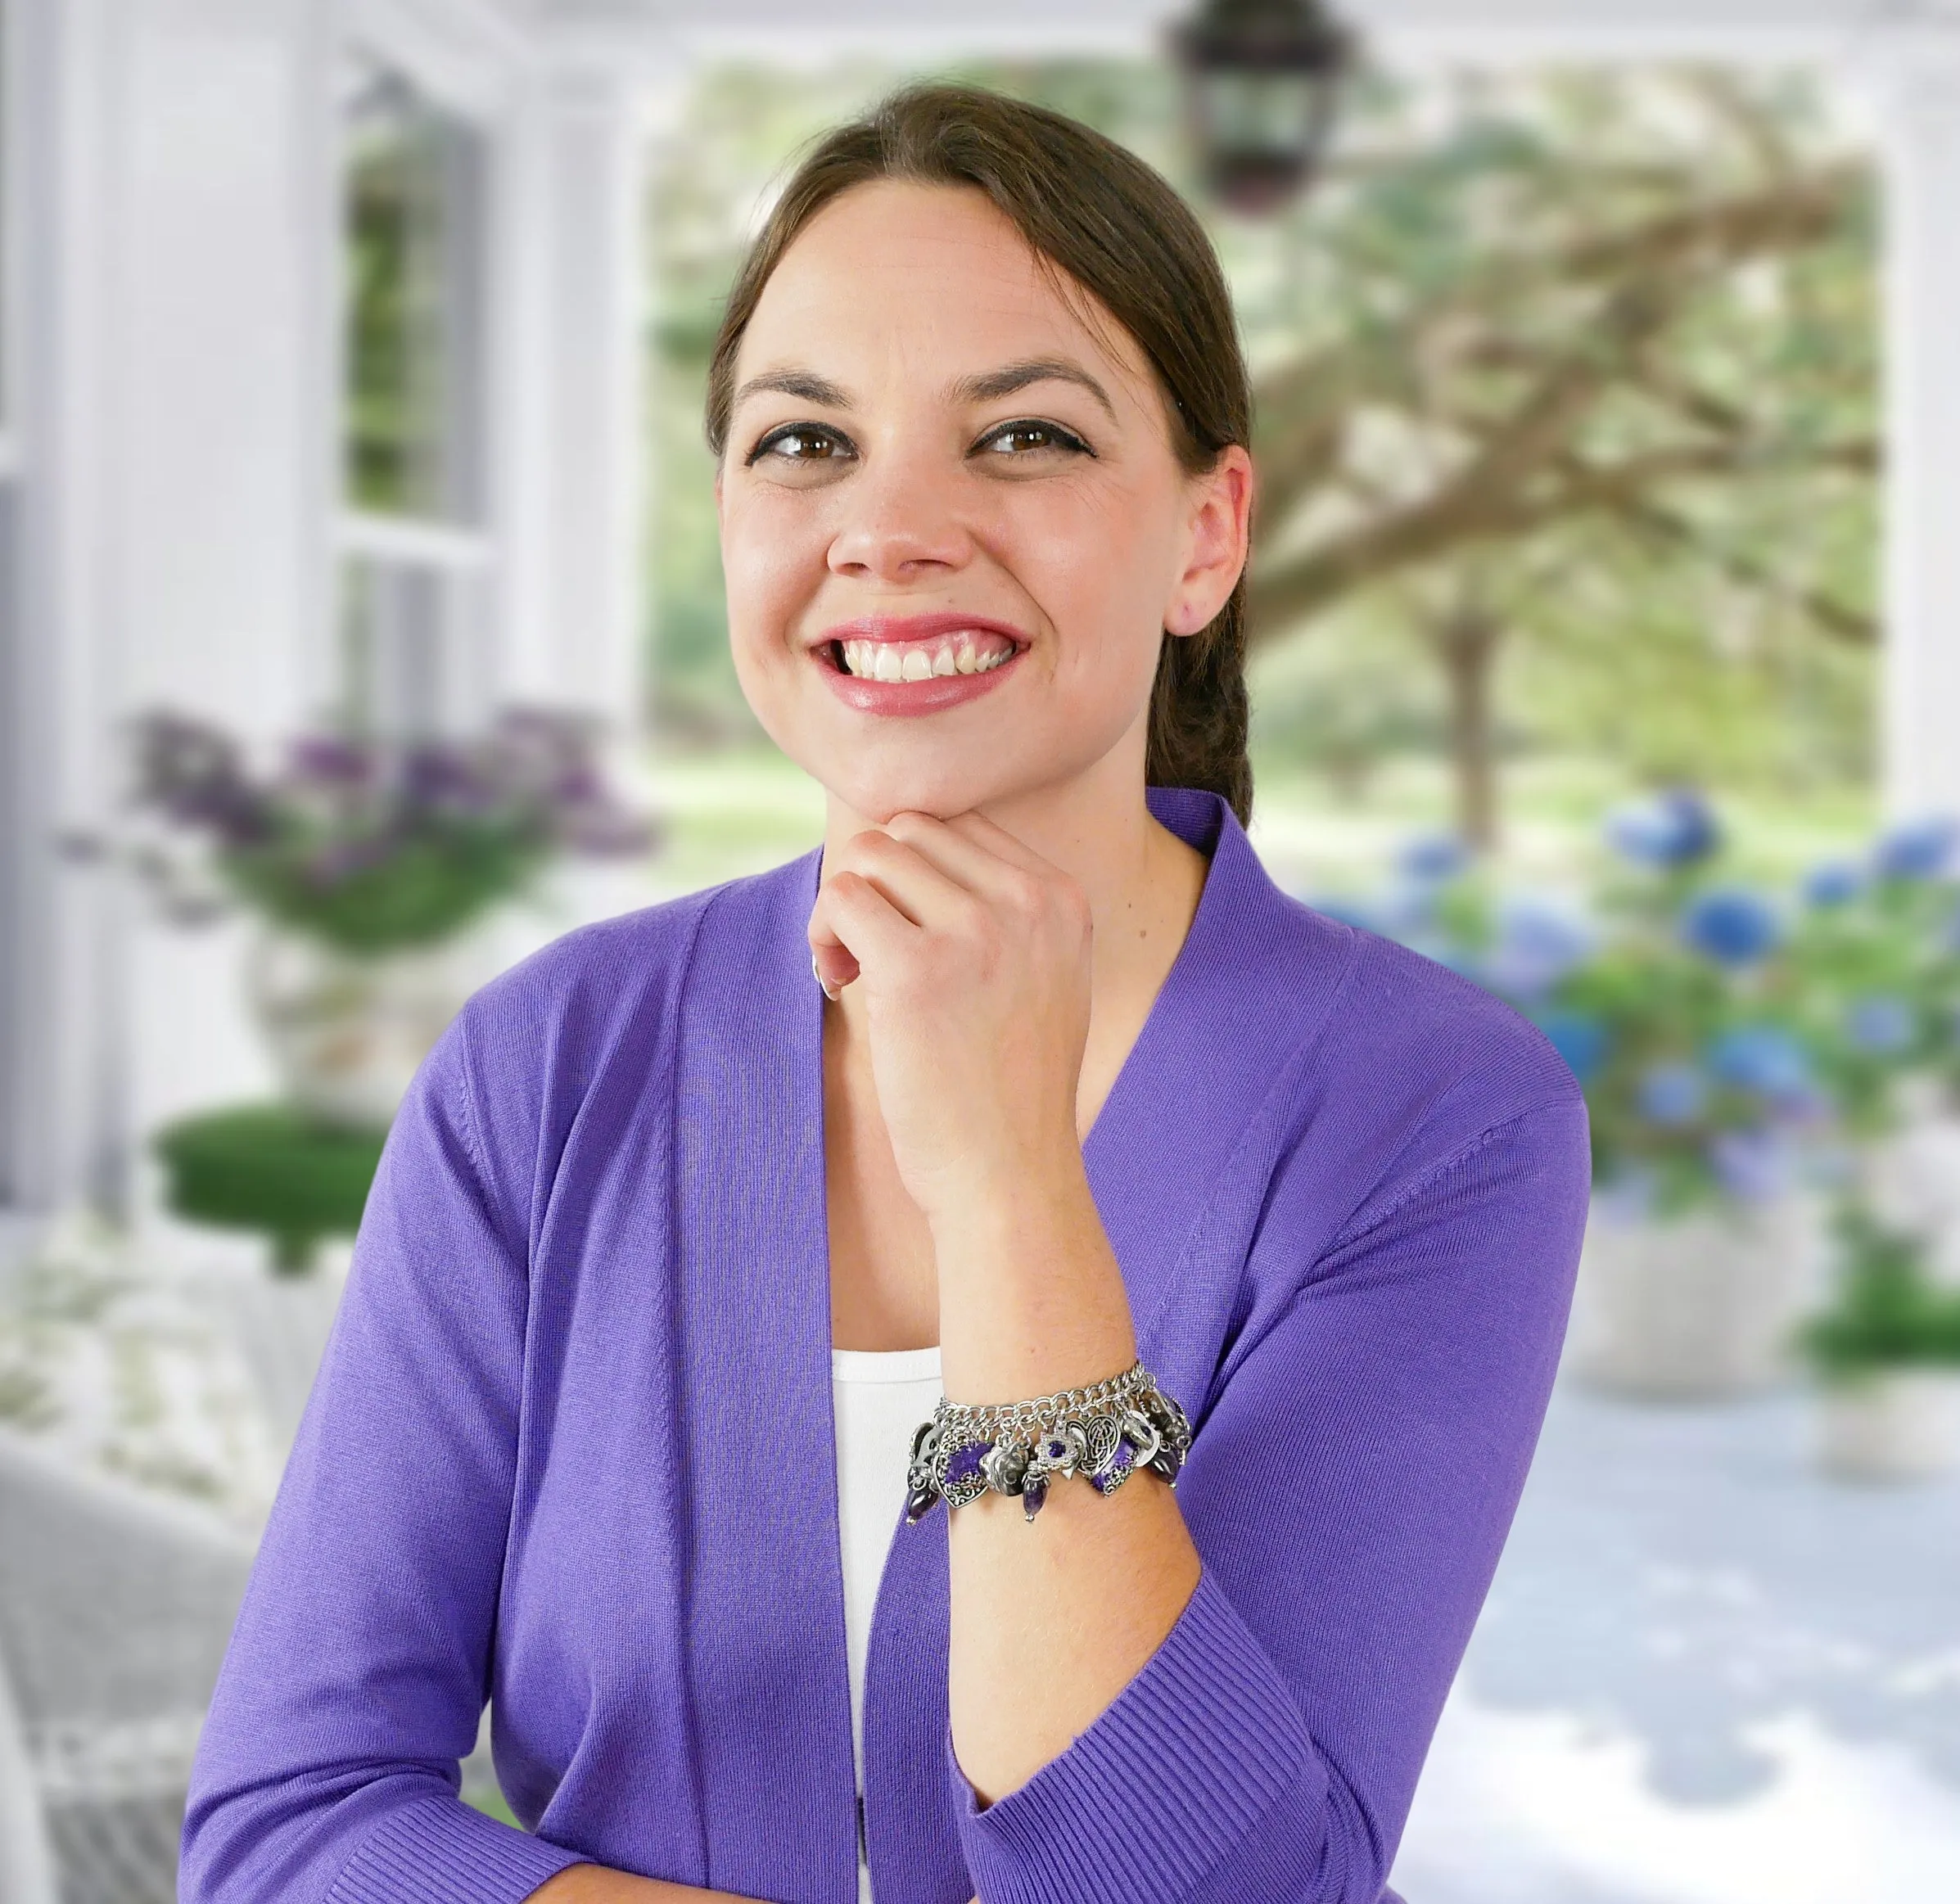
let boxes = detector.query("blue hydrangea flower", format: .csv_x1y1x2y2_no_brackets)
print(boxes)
1537,1010,1610,1084
1680,887,1783,966
1708,1125,1795,1202
1706,1024,1813,1101
1604,788,1722,869
1873,816,1958,882
1844,994,1917,1055
1374,883,1443,941
1398,832,1472,884
1637,1061,1708,1127
1801,860,1863,909
1484,897,1596,998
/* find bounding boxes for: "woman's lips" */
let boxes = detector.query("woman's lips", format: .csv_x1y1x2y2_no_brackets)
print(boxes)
812,625,1027,715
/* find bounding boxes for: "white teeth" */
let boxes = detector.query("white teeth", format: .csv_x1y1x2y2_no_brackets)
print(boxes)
836,634,1018,680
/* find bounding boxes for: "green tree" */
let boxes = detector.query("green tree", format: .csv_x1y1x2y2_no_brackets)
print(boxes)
648,59,1877,839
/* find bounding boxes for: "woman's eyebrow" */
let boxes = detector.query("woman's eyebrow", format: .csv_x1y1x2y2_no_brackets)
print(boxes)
731,368,853,411
955,358,1118,423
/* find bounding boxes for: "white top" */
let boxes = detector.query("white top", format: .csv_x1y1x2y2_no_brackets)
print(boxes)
831,1342,942,1904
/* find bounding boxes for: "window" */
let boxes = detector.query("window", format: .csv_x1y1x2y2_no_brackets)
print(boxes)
336,49,492,739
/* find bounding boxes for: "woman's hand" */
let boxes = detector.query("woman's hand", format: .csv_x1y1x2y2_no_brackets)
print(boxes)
807,810,1093,1225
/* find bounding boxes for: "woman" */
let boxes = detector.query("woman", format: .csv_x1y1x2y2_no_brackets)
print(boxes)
180,83,1589,1904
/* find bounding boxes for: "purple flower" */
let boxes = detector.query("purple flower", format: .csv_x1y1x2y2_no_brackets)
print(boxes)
1706,1024,1813,1102
1637,1062,1708,1126
1845,994,1916,1055
1708,1126,1795,1202
557,800,659,857
1486,897,1595,997
1605,788,1722,869
1680,887,1782,966
285,735,373,788
1398,832,1472,884
1873,816,1958,882
130,711,277,847
1802,860,1863,909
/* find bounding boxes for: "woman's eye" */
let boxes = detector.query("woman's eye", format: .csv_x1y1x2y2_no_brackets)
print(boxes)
747,425,855,468
976,420,1091,460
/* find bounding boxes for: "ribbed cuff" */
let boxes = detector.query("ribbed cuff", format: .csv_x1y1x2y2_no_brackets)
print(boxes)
944,1564,1326,1904
324,1793,592,1904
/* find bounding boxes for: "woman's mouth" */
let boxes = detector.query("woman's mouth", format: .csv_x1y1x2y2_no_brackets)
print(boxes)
813,621,1027,714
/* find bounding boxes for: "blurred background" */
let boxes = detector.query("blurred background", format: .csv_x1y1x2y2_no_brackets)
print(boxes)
2,1,1958,1900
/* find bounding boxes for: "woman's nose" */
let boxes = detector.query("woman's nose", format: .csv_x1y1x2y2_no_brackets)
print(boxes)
825,449,973,583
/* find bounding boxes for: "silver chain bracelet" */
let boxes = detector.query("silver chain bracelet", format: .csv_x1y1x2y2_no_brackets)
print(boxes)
903,1357,1194,1525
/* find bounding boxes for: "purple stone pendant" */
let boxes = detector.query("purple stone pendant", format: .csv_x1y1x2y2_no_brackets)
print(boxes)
941,1439,994,1510
1089,1437,1136,1496
1020,1474,1048,1523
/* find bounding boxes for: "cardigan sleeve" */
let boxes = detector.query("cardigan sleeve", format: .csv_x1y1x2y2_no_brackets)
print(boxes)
942,1092,1592,1904
177,1008,593,1904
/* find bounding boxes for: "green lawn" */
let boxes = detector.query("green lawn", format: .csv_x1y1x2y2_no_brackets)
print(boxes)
637,740,1880,909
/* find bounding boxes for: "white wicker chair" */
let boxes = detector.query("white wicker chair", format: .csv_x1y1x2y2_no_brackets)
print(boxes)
0,1431,254,1904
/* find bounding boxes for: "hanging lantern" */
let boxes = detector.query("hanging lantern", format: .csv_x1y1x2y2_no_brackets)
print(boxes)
1170,0,1354,216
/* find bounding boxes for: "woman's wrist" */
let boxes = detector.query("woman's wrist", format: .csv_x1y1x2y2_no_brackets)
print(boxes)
529,1864,761,1903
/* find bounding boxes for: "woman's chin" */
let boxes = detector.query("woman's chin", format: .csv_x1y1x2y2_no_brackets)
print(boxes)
816,767,1004,827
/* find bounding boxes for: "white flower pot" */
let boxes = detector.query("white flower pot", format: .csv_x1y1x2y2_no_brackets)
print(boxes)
1816,1369,1960,1482
1865,1076,1960,1291
246,927,470,1128
1569,1191,1827,1401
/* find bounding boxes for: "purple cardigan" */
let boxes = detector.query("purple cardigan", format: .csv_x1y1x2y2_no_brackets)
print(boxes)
178,784,1590,1904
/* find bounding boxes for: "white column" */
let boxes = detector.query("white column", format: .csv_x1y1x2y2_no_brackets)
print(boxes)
11,0,138,1215
499,57,653,740
1874,25,1960,823
11,0,340,1217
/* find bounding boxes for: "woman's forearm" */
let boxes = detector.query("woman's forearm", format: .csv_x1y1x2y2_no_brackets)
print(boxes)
530,1865,981,1903
530,1866,765,1903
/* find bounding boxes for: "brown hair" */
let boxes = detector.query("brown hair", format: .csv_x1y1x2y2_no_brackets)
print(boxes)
703,81,1255,828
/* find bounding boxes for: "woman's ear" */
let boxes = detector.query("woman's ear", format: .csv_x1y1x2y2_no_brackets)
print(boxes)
1165,444,1255,637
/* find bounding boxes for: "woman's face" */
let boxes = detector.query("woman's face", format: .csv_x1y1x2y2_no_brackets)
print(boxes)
715,179,1252,827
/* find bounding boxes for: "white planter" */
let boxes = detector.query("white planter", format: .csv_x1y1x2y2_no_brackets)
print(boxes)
245,927,470,1128
1569,1191,1827,1401
1865,1076,1960,1291
1816,1369,1960,1482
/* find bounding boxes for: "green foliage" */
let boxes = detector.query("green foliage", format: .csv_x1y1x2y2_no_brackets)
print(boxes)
120,709,654,957
343,72,480,520
645,56,1876,819
221,819,546,958
1796,1202,1960,1379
